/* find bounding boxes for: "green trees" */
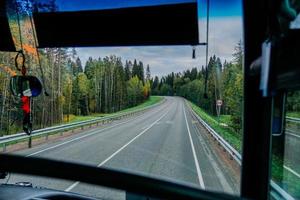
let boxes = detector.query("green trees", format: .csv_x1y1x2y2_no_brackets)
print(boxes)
82,56,149,113
63,74,73,122
124,60,132,81
76,72,89,115
155,42,244,135
0,49,150,135
132,59,145,83
286,91,300,113
151,76,159,95
127,76,144,106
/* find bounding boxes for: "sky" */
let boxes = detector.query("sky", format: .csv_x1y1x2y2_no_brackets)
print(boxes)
53,0,197,11
73,0,243,77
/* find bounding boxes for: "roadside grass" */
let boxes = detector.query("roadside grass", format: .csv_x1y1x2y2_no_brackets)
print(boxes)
187,101,242,152
287,112,300,118
111,96,163,114
216,115,232,125
63,96,163,123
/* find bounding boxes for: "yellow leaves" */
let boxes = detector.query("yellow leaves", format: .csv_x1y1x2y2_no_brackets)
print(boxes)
23,44,37,56
0,64,17,76
143,80,151,99
77,73,89,95
9,18,39,64
58,94,65,106
63,114,76,122
89,99,96,111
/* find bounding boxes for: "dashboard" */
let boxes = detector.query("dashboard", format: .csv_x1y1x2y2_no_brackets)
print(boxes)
0,184,98,200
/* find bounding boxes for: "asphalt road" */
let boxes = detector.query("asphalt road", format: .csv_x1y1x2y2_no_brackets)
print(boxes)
6,97,238,199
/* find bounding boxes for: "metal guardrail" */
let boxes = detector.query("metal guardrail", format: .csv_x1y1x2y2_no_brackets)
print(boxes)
286,117,300,123
270,180,295,200
0,98,165,152
186,101,295,200
188,106,242,166
286,117,300,138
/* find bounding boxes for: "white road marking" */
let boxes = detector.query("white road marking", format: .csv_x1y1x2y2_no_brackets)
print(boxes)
65,181,80,192
183,104,205,189
65,108,170,192
25,103,170,158
194,125,233,192
26,119,133,157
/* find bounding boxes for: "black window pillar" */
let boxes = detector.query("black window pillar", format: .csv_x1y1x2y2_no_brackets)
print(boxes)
241,0,273,199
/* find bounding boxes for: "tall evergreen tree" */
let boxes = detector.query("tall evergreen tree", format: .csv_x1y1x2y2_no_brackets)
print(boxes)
132,59,139,80
138,61,145,83
124,60,132,81
146,64,151,81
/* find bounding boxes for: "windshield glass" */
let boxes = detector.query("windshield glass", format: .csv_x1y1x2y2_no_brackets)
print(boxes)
0,0,244,199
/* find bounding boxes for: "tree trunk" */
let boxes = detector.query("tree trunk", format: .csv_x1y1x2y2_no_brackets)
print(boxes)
0,77,7,135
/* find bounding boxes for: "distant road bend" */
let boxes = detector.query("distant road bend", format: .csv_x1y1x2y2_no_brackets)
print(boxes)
8,97,239,199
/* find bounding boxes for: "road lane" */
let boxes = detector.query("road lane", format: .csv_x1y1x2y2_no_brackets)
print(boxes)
65,107,171,192
6,97,238,199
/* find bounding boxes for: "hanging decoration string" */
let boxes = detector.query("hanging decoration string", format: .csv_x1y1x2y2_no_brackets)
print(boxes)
14,0,27,76
27,4,49,96
14,50,27,75
15,0,23,52
27,0,49,96
203,0,210,99
14,0,33,135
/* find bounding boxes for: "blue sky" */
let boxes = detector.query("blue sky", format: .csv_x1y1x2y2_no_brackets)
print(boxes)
198,0,242,17
42,0,242,17
74,0,243,77
54,0,196,11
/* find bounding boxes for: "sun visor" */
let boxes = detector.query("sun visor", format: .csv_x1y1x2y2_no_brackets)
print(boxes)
31,0,199,47
0,0,16,51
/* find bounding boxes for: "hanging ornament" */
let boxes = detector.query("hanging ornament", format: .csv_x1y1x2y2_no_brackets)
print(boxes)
192,46,196,59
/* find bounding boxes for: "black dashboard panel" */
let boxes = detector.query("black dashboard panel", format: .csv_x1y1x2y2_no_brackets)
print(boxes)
0,0,16,51
0,184,98,200
0,154,241,200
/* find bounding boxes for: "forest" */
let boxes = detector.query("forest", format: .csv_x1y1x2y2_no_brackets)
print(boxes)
150,42,300,136
151,42,244,134
0,49,151,136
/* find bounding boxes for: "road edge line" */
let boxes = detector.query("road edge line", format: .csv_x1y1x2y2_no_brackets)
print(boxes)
183,103,205,189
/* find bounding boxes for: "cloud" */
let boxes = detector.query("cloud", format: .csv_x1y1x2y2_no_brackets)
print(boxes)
76,16,243,77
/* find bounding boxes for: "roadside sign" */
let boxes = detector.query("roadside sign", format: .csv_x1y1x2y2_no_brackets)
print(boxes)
216,99,223,123
216,99,223,106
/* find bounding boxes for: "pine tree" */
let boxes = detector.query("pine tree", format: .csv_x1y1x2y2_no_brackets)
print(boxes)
146,64,151,81
138,61,145,83
132,59,139,79
75,57,83,74
124,60,132,81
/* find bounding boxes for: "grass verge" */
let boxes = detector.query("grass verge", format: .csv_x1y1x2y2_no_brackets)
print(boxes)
64,96,163,123
187,100,242,152
287,112,300,118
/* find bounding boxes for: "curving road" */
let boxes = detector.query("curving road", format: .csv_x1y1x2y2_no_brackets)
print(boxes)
7,97,238,199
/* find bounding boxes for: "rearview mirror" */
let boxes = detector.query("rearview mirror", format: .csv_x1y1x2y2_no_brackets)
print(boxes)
10,76,42,97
